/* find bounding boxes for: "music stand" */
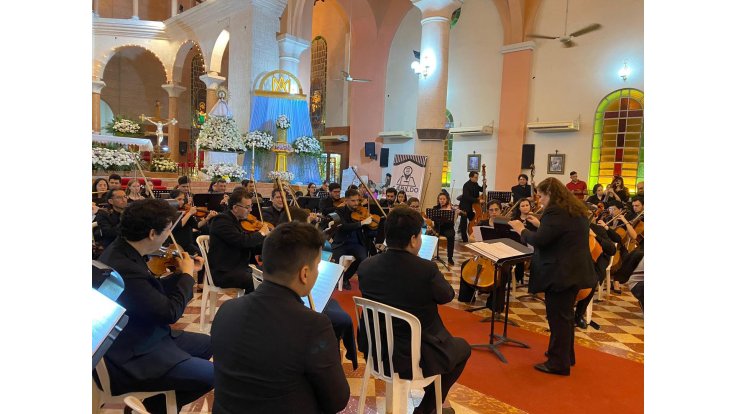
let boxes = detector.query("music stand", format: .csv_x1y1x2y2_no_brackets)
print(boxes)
426,208,455,271
193,193,225,211
493,217,544,303
298,196,321,212
466,238,533,363
488,191,512,204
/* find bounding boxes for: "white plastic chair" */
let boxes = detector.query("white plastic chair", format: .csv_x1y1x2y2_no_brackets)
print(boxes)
250,264,263,289
196,235,244,332
124,396,152,414
353,297,442,414
337,255,355,291
598,245,617,301
93,358,176,414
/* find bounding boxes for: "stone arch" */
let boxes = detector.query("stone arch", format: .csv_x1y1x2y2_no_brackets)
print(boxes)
172,40,203,84
96,44,168,82
209,30,230,74
492,0,542,44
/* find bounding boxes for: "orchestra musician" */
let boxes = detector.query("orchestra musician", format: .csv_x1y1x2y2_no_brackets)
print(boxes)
509,199,540,285
261,188,289,227
209,178,230,212
207,191,272,292
458,171,483,243
432,192,459,265
330,189,374,290
175,176,192,197
509,177,597,376
574,221,617,329
169,189,217,256
511,174,533,203
108,173,122,191
612,196,644,291
357,207,470,414
98,199,213,414
319,183,343,218
93,178,109,206
316,180,330,198
94,189,128,248
211,222,350,414
396,190,408,206
586,183,606,205
125,179,147,202
604,175,630,204
379,187,398,209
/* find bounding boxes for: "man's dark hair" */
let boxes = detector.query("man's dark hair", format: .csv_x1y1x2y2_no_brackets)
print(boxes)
469,171,478,178
289,208,311,223
177,176,191,185
328,182,341,191
488,199,502,210
262,221,325,284
570,171,578,176
407,197,419,205
108,173,122,182
347,185,359,191
106,189,125,200
271,187,285,199
631,195,644,206
385,206,423,248
169,189,184,199
228,190,251,209
241,179,253,187
518,174,529,181
345,188,360,198
386,187,397,196
608,199,624,210
386,173,392,178
120,199,178,242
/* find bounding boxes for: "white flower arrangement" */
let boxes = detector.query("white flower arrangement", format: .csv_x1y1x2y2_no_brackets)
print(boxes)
243,130,274,151
92,146,137,171
201,163,246,182
198,115,246,152
267,170,294,182
275,114,291,129
150,157,178,172
292,136,322,157
105,115,143,137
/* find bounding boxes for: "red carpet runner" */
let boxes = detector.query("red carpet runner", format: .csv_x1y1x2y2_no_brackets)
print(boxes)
333,282,643,414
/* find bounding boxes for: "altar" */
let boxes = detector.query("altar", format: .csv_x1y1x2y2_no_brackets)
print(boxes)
92,133,154,152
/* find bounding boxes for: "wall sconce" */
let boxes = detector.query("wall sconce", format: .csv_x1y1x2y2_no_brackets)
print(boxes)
618,61,631,82
411,60,429,78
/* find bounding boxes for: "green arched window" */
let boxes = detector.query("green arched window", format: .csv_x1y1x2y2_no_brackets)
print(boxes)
589,88,644,194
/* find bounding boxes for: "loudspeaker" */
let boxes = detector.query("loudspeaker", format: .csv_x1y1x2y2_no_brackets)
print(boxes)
521,144,535,169
379,148,390,167
179,141,188,155
365,142,377,159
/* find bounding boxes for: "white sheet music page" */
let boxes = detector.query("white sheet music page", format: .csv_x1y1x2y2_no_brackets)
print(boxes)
302,260,344,312
468,241,525,260
419,235,439,261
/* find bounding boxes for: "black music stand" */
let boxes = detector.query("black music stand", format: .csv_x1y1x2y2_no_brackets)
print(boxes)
466,238,533,363
491,218,543,303
488,191,512,204
298,197,321,212
193,193,225,211
425,208,455,271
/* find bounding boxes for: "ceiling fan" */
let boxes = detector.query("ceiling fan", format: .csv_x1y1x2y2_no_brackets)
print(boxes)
335,0,371,83
527,0,601,48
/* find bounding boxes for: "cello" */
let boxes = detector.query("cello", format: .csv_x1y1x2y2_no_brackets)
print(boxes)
467,164,489,242
529,164,542,213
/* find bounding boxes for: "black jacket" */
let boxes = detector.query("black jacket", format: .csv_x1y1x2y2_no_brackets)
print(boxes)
459,180,482,211
319,197,340,217
207,211,265,282
357,249,461,379
98,237,196,391
95,208,123,248
260,205,288,227
521,205,597,293
511,184,531,202
211,281,350,414
590,223,617,282
330,205,368,249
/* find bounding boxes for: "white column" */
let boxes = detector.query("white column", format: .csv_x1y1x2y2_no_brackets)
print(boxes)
92,80,106,133
198,72,226,112
412,0,461,207
161,83,187,162
171,0,178,17
276,33,310,78
132,0,139,19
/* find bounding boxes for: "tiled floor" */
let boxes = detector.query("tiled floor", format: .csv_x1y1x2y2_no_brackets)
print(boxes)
100,239,643,413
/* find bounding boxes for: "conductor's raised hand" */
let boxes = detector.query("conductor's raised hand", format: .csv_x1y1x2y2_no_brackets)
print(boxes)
526,215,540,227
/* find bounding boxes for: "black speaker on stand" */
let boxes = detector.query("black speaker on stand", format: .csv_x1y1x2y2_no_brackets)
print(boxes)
365,142,377,160
179,141,188,156
521,144,535,169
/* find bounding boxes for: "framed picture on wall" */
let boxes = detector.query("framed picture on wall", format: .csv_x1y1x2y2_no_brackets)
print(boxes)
467,154,481,172
547,153,565,174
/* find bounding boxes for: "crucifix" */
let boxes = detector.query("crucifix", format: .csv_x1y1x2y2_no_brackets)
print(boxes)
140,101,177,149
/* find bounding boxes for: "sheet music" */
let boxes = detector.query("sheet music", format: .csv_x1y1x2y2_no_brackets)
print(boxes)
302,260,344,312
418,234,439,261
92,289,126,356
468,241,525,261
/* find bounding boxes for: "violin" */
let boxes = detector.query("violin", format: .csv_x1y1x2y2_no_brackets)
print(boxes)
334,197,346,208
351,205,381,230
182,204,210,218
421,212,437,236
147,245,183,276
240,213,274,233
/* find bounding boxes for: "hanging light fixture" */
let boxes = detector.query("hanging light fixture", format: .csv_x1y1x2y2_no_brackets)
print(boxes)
618,61,631,81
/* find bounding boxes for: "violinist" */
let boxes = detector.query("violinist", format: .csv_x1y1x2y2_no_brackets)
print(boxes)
379,187,398,209
316,180,330,198
170,189,217,256
396,190,408,206
319,183,343,217
92,178,109,206
574,220,617,329
209,178,230,212
586,183,606,205
125,179,146,202
208,192,272,292
97,199,213,414
432,192,459,265
331,189,374,290
636,181,644,197
240,179,263,203
305,182,318,197
176,176,192,197
261,188,289,227
458,171,483,243
612,196,644,292
108,173,122,191
604,175,630,204
509,199,540,285
94,189,128,248
511,174,533,203
597,200,634,294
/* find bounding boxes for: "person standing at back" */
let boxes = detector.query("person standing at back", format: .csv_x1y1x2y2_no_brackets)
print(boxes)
458,171,482,242
566,171,587,201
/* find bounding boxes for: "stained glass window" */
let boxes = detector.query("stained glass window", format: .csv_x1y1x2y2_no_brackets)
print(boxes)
310,37,327,138
588,88,643,195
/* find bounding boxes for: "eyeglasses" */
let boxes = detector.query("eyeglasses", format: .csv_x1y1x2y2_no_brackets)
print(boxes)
235,204,252,210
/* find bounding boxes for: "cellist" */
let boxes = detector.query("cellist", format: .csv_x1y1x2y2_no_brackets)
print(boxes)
458,171,483,243
574,217,617,329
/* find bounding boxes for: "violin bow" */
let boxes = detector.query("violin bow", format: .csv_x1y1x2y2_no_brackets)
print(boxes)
133,158,156,199
276,177,293,222
350,166,387,218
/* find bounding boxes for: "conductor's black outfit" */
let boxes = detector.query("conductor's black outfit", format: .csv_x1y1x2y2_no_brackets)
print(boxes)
519,205,597,373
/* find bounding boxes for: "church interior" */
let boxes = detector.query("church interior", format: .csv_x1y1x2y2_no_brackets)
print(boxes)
85,0,655,412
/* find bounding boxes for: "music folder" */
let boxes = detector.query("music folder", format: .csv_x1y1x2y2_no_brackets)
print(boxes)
301,260,344,312
466,238,532,264
92,288,128,368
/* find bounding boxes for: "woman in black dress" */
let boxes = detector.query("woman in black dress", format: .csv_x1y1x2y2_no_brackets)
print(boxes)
509,177,597,376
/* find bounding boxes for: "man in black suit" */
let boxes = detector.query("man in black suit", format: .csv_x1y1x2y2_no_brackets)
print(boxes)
208,191,271,291
510,178,597,376
357,207,471,414
211,222,350,414
458,171,482,242
98,199,213,414
319,182,343,217
261,188,289,226
511,174,532,203
331,188,374,290
94,189,128,248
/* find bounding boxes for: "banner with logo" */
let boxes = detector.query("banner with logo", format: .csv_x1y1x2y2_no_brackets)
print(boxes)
390,155,428,200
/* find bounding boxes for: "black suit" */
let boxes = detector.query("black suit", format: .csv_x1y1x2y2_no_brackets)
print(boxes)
319,196,340,217
330,205,369,283
511,184,532,203
208,211,265,291
357,249,471,414
211,281,350,414
458,180,482,242
98,238,213,414
520,205,597,372
94,208,123,248
260,205,288,227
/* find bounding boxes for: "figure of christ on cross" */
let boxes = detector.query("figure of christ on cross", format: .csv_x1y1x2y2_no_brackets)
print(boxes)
140,114,178,148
